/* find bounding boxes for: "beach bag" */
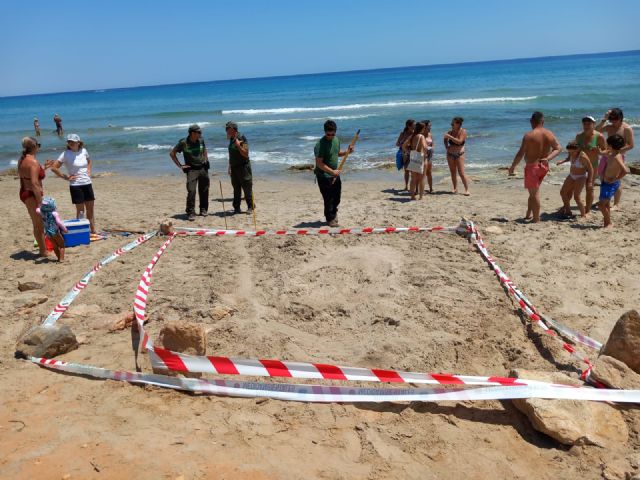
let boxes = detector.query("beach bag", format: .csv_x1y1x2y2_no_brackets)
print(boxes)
396,148,404,170
407,150,424,174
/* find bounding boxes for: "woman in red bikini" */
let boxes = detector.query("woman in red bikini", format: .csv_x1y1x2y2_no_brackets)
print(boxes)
18,137,51,257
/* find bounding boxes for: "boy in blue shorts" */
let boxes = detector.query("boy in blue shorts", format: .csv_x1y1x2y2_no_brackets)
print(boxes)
599,134,628,229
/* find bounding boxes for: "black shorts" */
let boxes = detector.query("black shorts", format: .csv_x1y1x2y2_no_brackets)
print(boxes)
69,184,95,204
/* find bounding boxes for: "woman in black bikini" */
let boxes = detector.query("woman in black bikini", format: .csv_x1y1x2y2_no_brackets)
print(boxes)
18,137,51,257
444,116,470,195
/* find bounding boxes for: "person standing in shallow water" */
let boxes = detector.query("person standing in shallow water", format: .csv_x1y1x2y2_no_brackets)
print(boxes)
53,113,63,137
444,117,470,195
314,120,354,227
170,124,209,220
33,118,41,137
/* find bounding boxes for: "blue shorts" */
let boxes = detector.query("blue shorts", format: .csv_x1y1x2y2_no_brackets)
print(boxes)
599,180,620,201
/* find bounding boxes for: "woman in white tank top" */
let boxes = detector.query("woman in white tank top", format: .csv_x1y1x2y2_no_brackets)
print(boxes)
402,122,427,200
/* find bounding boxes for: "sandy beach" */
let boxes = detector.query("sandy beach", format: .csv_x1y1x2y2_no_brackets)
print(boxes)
1,166,639,479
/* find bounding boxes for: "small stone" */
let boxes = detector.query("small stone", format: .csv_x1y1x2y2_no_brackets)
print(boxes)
14,294,48,309
601,310,640,373
16,325,79,358
159,322,206,356
18,281,44,292
159,220,173,235
209,304,236,322
108,311,136,332
591,355,640,390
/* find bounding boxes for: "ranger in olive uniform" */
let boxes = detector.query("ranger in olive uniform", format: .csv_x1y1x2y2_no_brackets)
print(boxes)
170,124,209,220
225,121,254,214
314,120,353,227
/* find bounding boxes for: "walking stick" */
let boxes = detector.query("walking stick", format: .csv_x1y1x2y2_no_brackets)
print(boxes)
219,180,228,230
251,190,257,231
332,129,360,185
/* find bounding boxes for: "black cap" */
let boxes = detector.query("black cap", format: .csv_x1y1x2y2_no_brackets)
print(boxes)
188,124,201,133
225,121,238,130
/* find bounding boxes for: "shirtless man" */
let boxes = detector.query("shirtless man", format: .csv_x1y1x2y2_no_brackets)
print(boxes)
596,108,634,209
508,111,561,223
575,116,606,212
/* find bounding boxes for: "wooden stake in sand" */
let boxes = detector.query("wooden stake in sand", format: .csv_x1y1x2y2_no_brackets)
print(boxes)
332,129,360,185
251,191,257,231
218,180,228,230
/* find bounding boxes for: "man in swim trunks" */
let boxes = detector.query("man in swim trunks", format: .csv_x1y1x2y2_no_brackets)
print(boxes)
596,108,634,209
598,134,628,229
53,113,63,137
508,111,561,223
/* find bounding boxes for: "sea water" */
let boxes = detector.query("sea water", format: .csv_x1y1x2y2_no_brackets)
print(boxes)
0,50,638,176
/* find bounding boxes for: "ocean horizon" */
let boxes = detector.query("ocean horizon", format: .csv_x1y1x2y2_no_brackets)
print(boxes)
1,49,638,177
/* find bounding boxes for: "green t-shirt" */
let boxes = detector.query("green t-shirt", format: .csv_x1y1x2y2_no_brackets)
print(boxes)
228,134,249,168
175,138,206,167
314,136,340,179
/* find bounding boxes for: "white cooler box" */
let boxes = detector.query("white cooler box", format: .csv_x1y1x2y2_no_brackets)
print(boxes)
62,219,91,247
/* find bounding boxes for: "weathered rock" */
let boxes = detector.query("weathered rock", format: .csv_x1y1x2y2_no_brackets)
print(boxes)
13,294,48,309
159,220,173,235
484,225,504,235
601,310,640,373
18,281,44,292
158,322,206,356
16,325,79,358
287,164,314,171
209,304,236,322
511,369,628,447
628,162,640,175
591,355,640,390
108,311,136,332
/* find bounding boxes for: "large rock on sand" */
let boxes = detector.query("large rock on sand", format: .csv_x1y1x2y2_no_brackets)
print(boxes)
591,355,640,390
16,325,79,358
158,322,206,356
601,310,640,373
511,369,628,447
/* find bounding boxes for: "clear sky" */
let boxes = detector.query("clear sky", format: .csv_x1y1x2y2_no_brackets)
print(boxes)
2,0,639,97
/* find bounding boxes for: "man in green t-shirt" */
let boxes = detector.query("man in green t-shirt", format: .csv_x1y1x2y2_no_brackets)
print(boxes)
225,121,254,214
170,124,210,220
314,120,354,227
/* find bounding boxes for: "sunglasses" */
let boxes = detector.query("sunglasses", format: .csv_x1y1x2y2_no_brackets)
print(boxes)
37,143,41,148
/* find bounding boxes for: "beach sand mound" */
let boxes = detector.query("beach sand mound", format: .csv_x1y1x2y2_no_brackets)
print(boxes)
1,174,639,479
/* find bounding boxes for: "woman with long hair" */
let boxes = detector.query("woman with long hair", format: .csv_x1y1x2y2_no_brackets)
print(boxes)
395,119,415,190
17,137,49,256
402,122,427,200
444,116,470,195
421,119,434,194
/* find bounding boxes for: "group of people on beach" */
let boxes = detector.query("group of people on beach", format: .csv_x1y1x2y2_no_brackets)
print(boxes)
17,133,96,261
508,108,633,227
16,106,634,263
395,117,470,199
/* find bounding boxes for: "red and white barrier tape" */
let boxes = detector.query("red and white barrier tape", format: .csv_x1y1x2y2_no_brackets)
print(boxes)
173,225,463,237
465,221,599,376
25,221,631,403
29,356,640,403
42,232,157,327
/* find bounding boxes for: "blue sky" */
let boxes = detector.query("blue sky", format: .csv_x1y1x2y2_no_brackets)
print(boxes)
1,0,639,97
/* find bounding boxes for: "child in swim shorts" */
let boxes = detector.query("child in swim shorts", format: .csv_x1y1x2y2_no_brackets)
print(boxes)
599,134,628,228
37,196,68,261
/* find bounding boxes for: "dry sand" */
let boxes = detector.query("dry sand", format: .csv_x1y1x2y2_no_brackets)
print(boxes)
1,167,639,479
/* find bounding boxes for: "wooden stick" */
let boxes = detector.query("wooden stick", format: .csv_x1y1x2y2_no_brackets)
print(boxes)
251,190,257,231
332,129,360,185
219,180,228,230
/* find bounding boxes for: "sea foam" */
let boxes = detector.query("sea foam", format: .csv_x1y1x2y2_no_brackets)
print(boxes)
223,97,538,115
